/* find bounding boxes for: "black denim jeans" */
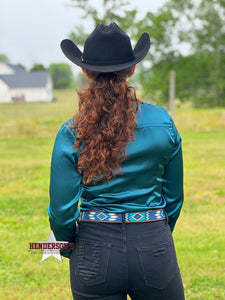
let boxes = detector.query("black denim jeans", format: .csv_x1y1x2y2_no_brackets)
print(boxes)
70,218,185,300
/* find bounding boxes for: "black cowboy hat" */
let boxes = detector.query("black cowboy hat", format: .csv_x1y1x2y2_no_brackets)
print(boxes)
60,22,150,73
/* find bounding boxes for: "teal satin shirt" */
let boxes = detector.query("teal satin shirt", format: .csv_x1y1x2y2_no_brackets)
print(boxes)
48,103,183,246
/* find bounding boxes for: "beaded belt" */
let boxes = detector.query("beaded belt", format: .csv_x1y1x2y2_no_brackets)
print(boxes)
78,209,166,223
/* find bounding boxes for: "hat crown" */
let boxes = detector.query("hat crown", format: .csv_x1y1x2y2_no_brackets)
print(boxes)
83,23,134,66
60,22,150,72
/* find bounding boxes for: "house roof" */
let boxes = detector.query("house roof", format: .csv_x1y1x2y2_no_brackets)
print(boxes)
6,63,26,73
0,71,49,88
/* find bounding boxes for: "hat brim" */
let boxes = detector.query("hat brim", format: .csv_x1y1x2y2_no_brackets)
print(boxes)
60,33,150,73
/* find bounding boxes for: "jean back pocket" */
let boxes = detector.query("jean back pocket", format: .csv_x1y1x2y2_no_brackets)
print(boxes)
73,238,111,286
137,239,179,289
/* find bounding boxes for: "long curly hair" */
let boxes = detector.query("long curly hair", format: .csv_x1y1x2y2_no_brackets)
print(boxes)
69,67,143,184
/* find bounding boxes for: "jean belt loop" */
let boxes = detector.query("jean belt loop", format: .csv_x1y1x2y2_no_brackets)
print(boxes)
165,211,169,223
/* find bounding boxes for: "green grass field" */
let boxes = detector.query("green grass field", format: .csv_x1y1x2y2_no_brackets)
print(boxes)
0,90,225,299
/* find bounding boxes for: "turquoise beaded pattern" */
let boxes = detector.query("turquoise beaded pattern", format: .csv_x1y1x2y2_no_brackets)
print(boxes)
78,209,166,223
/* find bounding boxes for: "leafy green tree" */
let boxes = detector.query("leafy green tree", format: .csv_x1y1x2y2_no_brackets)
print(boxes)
194,0,225,105
30,64,47,72
166,0,225,105
141,50,224,107
134,8,179,103
49,63,74,89
0,54,9,63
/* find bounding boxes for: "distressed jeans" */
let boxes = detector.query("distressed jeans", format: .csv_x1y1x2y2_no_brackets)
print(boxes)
70,218,185,300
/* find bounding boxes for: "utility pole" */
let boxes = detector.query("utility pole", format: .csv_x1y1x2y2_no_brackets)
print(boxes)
169,70,176,118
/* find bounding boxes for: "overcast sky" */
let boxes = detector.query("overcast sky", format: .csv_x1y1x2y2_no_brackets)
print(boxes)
0,0,167,72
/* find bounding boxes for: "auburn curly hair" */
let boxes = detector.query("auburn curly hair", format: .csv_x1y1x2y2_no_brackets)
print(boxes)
69,67,143,184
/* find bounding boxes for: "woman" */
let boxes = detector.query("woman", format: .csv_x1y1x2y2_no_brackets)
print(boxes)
48,22,185,300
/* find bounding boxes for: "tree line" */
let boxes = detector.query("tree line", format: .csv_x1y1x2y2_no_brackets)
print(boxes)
69,0,225,107
1,0,224,107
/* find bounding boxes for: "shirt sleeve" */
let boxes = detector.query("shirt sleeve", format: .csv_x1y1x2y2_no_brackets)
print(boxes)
48,123,82,257
162,118,184,232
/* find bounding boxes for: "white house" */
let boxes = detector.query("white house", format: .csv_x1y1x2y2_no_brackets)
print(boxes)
0,62,53,103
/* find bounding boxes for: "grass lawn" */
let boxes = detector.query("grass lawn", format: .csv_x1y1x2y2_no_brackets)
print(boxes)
0,90,225,299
